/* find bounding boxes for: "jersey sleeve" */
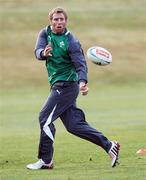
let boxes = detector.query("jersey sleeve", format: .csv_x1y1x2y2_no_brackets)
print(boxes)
34,28,48,60
68,33,88,83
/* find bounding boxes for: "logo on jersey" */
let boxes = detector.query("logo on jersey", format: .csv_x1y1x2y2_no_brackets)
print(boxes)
59,41,65,48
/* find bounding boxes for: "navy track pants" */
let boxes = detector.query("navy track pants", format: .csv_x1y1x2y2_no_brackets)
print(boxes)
38,81,111,163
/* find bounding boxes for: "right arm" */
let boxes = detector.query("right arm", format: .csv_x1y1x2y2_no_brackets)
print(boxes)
34,28,51,60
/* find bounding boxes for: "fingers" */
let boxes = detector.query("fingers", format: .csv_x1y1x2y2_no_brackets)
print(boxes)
79,82,89,96
80,87,89,95
43,45,52,57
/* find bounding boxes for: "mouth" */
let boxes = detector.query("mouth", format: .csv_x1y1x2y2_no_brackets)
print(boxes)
55,25,65,33
56,25,63,29
52,25,65,33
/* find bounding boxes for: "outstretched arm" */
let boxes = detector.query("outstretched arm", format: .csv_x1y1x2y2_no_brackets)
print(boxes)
34,28,50,60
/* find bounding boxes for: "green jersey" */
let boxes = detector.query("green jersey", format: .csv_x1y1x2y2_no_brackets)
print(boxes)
35,26,88,85
46,29,78,85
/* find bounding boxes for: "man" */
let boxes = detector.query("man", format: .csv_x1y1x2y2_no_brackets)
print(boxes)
26,7,120,170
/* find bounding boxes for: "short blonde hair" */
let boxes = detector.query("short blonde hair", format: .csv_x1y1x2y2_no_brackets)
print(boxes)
49,7,68,21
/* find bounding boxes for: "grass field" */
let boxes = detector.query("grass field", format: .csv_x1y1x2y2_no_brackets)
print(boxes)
1,83,146,180
0,0,146,179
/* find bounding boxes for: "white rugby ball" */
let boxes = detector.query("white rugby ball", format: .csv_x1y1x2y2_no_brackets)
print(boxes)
87,46,112,66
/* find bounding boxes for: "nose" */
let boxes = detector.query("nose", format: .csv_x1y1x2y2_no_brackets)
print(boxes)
58,18,62,23
57,21,61,25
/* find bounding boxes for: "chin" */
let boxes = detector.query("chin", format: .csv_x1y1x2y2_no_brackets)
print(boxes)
55,27,65,34
57,30,64,34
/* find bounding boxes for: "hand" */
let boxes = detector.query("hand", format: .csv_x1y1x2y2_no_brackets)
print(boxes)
43,44,52,57
79,82,89,96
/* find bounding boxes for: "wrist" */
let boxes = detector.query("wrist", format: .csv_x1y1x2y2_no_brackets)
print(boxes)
41,50,46,58
79,79,87,85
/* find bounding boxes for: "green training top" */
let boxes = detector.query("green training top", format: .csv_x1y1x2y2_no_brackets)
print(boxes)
46,30,78,85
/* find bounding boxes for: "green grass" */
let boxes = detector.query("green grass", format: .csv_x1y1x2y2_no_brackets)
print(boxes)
1,83,146,180
0,0,146,179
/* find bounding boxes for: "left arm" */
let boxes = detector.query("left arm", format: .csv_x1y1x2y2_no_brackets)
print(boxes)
68,34,89,95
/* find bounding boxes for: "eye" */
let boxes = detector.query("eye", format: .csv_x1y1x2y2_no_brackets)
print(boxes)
54,18,58,21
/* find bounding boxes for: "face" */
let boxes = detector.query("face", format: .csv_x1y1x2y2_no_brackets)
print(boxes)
50,13,67,34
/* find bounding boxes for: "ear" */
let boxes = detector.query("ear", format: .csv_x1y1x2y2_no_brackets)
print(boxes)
48,16,51,24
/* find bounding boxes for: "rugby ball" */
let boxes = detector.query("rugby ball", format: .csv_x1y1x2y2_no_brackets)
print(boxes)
87,46,112,66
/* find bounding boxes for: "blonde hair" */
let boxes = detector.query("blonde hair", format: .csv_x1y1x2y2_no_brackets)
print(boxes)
49,7,68,21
